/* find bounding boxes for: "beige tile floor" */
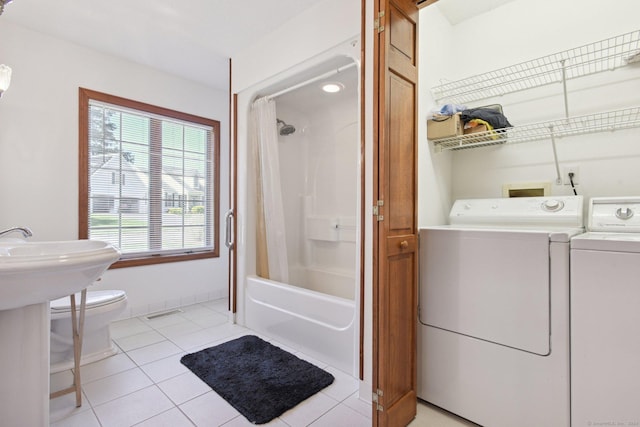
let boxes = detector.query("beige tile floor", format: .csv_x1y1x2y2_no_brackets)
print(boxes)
50,298,474,426
410,402,479,427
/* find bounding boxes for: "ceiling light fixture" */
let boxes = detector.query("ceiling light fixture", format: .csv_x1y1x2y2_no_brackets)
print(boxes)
322,82,344,93
0,0,13,16
0,65,11,97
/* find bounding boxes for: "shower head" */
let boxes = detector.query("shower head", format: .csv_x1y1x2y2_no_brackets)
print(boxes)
276,118,296,136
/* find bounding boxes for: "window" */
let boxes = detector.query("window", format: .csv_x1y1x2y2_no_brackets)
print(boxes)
79,88,220,268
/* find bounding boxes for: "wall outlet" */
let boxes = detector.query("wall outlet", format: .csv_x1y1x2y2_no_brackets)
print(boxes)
563,166,580,185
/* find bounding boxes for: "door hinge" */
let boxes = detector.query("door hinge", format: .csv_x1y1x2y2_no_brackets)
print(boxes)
373,200,384,221
372,389,384,411
374,10,385,33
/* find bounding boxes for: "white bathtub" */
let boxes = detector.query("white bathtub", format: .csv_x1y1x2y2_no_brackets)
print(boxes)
289,264,355,300
245,274,357,375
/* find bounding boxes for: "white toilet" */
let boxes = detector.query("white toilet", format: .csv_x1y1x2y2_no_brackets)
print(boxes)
50,289,128,373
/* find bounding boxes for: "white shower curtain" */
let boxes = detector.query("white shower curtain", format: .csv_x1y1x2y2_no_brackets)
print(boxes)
250,97,289,283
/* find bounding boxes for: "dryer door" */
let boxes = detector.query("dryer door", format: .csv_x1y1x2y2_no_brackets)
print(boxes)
419,228,550,355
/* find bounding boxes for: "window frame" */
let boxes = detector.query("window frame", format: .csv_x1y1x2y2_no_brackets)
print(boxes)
79,88,221,269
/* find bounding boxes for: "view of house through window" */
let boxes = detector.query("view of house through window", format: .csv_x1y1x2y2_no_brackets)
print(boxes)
79,88,220,267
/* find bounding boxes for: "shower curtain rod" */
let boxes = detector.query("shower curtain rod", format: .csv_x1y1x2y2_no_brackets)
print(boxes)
263,62,357,100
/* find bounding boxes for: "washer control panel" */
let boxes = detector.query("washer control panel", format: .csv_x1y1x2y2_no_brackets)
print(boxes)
589,197,640,232
450,195,583,227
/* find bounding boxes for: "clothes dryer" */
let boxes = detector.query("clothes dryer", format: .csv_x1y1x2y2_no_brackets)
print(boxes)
571,197,640,427
418,196,584,427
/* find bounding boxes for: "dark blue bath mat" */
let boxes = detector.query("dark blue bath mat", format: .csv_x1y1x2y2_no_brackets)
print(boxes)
180,334,334,424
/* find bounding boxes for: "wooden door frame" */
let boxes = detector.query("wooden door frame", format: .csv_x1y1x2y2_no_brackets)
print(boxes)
229,59,238,314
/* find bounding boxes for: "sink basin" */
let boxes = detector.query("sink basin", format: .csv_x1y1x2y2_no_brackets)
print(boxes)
0,239,120,311
0,238,120,426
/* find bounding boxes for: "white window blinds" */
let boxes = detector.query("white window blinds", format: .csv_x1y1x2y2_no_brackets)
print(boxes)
86,99,216,259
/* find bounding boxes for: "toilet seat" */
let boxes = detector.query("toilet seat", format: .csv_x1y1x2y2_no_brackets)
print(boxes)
51,290,126,313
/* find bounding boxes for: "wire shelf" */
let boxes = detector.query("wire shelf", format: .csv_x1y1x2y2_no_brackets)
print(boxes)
431,30,640,104
433,107,640,151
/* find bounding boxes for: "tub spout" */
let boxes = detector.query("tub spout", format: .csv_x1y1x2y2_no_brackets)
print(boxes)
0,226,33,239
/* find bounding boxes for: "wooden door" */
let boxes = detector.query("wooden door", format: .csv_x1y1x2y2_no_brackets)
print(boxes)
372,0,419,426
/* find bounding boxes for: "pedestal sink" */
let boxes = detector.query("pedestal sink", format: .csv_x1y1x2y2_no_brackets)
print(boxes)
0,238,120,426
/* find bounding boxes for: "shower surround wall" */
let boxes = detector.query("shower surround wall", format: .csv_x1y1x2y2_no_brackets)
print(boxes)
240,52,361,376
276,95,359,300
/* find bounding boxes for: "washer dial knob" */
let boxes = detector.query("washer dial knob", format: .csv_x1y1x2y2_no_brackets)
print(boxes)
615,207,634,220
542,199,564,212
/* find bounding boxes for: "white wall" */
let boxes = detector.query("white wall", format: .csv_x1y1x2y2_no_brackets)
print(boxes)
418,5,456,226
0,21,230,318
419,0,640,220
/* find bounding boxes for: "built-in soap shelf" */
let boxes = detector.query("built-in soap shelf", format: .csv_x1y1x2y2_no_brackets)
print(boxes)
306,216,356,242
430,30,640,152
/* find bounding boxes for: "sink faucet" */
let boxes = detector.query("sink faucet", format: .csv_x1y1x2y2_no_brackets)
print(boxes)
0,227,33,239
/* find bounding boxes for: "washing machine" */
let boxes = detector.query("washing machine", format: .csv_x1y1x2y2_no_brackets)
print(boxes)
418,195,584,427
571,197,640,427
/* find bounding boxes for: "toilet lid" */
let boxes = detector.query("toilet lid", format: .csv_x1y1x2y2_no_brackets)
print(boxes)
50,290,126,311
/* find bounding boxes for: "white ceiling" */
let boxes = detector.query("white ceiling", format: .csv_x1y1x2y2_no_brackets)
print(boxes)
435,0,517,25
2,0,320,90
2,0,517,91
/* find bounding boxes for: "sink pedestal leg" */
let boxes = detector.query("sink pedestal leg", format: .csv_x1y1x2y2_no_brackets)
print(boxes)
0,303,50,426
